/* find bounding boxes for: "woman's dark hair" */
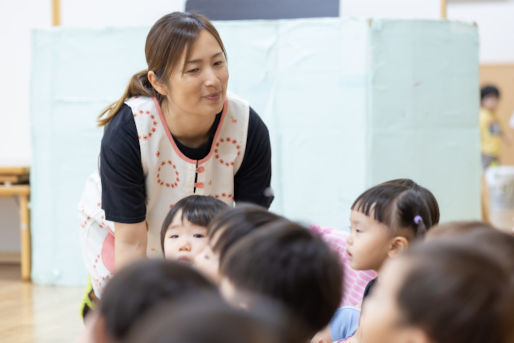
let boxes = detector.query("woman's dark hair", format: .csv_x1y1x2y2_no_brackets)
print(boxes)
97,12,226,126
220,220,343,338
481,85,500,101
160,195,228,253
208,203,283,263
126,292,307,343
99,259,218,341
397,239,514,343
351,180,434,240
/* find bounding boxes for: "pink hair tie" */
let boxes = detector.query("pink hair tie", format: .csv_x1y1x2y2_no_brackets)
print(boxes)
414,215,423,225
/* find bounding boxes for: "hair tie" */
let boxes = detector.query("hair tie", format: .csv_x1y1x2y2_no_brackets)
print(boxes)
414,215,423,225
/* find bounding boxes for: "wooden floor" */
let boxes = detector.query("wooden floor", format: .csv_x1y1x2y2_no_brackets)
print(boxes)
0,263,85,343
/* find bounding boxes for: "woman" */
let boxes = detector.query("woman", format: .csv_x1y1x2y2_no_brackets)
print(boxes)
78,12,273,306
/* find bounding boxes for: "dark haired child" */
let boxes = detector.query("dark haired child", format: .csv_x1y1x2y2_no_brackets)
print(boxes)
311,179,439,342
219,220,343,340
358,239,514,343
194,204,282,282
346,181,434,300
160,195,227,263
126,292,307,343
480,84,510,169
80,259,218,343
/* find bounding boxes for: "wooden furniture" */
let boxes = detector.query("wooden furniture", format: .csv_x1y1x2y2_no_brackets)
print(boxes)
0,167,31,281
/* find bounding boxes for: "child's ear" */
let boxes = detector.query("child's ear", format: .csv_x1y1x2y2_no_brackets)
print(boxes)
388,236,409,258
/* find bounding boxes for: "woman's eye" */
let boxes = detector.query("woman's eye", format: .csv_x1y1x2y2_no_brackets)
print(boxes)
213,60,224,66
187,68,200,73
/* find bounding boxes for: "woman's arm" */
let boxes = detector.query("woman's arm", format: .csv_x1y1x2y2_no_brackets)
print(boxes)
114,221,147,271
234,108,274,208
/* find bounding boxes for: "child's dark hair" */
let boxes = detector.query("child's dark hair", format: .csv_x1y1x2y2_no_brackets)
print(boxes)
481,84,500,101
208,203,283,263
220,220,343,338
397,239,514,343
351,181,434,239
99,259,218,341
426,220,494,240
126,292,307,343
380,178,440,225
160,195,228,253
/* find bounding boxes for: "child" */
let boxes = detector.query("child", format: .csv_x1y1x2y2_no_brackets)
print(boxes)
126,292,306,343
194,204,282,282
219,220,343,341
312,179,439,342
480,85,508,169
347,181,434,299
81,259,218,343
358,239,514,343
160,195,227,263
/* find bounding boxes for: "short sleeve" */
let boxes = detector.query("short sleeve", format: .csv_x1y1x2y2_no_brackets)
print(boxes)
233,107,274,208
100,104,146,223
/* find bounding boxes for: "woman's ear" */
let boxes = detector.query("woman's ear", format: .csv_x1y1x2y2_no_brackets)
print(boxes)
147,70,168,96
388,236,409,258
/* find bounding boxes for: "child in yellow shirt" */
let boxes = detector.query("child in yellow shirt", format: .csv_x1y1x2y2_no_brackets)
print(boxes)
480,85,505,169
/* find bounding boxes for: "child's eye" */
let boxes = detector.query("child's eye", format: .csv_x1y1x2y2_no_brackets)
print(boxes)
169,234,179,239
193,233,205,239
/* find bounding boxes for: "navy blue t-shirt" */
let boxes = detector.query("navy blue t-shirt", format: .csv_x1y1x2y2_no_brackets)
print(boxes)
99,104,273,223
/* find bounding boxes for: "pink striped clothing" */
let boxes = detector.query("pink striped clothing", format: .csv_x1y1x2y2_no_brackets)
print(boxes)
312,225,376,307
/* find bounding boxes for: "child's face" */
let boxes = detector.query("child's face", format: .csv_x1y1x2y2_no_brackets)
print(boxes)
346,210,392,271
481,95,499,111
163,210,208,263
359,257,428,343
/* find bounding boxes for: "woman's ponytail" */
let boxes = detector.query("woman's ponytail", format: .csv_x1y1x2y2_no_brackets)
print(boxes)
97,69,157,127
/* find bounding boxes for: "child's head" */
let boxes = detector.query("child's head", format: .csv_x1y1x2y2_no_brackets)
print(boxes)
219,220,343,339
431,224,514,271
126,292,306,343
481,84,501,110
160,195,228,262
95,259,218,342
426,220,494,240
359,239,514,343
347,181,434,272
379,178,440,225
194,204,282,282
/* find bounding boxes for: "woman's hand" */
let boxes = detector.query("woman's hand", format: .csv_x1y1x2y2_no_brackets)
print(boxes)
114,221,148,271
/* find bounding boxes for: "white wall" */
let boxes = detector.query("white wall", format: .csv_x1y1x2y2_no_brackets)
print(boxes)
448,0,514,63
340,0,441,18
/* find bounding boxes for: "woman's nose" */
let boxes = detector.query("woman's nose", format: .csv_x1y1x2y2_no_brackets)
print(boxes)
204,68,220,87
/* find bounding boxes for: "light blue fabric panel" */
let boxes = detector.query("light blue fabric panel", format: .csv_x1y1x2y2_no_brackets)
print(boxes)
30,18,479,285
367,20,480,221
30,28,148,285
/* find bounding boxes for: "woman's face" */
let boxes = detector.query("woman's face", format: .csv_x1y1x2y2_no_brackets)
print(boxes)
165,29,229,118
359,257,430,343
